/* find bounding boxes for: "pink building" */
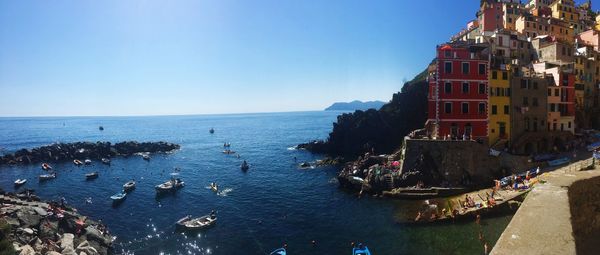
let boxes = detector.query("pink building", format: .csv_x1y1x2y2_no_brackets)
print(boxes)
577,29,600,51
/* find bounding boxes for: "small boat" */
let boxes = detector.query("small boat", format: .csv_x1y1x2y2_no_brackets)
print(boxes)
73,159,83,166
85,172,99,180
587,141,600,152
353,243,371,255
222,150,235,154
270,248,286,255
101,158,111,165
99,126,104,131
84,159,92,165
142,155,151,161
176,212,217,231
548,157,570,167
155,178,185,193
223,142,231,148
533,154,557,162
210,182,218,192
299,162,311,168
241,161,249,171
382,186,468,199
209,128,214,134
41,163,52,171
110,192,127,202
39,173,56,181
123,180,136,191
14,179,27,187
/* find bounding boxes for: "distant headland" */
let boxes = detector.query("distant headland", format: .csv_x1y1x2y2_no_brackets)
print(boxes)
324,100,385,111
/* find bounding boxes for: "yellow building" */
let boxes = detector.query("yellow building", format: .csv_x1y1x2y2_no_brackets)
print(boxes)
488,68,511,147
550,0,579,23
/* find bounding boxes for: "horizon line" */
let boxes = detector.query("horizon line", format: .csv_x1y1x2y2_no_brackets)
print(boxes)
0,109,358,118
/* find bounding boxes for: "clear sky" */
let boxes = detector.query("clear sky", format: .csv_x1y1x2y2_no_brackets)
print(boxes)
0,0,584,116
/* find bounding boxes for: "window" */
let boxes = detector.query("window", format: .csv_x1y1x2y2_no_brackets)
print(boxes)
533,97,539,107
462,63,469,74
539,50,543,58
521,79,527,89
505,88,511,97
462,82,469,94
479,83,486,94
492,71,498,79
550,103,556,112
568,121,572,129
445,82,452,94
502,72,508,80
548,88,551,96
444,50,451,58
479,64,486,75
555,89,559,96
504,105,509,114
445,102,452,114
479,103,485,114
562,46,566,55
523,97,529,106
445,62,452,74
492,105,498,115
462,103,469,114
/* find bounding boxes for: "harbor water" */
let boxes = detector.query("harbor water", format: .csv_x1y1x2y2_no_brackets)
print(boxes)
0,111,512,254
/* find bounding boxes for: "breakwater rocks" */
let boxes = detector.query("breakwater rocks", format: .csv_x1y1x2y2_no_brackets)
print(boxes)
0,141,180,165
0,192,114,255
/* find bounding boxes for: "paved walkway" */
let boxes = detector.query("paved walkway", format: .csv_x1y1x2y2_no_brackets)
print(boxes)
491,157,600,255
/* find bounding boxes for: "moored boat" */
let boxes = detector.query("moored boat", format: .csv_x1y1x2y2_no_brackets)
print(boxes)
142,154,151,161
101,158,111,165
41,163,52,171
353,243,371,255
222,149,235,154
99,126,104,131
155,178,184,193
176,211,217,231
14,179,27,187
85,172,99,180
270,248,286,255
73,159,83,166
39,173,56,181
84,159,92,165
209,128,214,134
110,192,127,202
548,157,570,167
382,187,468,199
240,160,249,171
123,180,136,191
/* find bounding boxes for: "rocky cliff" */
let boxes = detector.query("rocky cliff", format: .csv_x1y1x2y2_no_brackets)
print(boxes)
299,67,429,159
0,141,180,165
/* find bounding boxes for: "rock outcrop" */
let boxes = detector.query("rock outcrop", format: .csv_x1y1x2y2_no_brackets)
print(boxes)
0,191,114,255
0,141,180,165
299,67,429,159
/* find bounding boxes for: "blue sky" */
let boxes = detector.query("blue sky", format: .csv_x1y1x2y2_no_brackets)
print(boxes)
0,1,554,116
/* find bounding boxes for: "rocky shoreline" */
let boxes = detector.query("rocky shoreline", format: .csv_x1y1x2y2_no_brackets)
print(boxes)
0,141,180,165
0,190,114,255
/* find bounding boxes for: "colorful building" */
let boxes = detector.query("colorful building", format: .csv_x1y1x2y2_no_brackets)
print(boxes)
488,67,512,146
427,42,489,140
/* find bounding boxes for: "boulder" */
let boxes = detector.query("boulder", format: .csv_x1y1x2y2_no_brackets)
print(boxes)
17,210,41,228
32,238,44,252
46,252,62,255
60,233,75,251
39,219,59,240
18,245,35,255
76,240,99,255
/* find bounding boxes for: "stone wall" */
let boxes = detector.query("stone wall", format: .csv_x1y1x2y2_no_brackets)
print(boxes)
568,175,600,255
400,138,534,188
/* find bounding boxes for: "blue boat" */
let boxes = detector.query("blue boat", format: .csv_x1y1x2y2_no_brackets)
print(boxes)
587,141,600,152
548,157,570,167
353,243,371,255
269,248,286,255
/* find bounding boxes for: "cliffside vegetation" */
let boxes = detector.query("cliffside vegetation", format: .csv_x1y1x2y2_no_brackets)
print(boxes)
300,65,430,160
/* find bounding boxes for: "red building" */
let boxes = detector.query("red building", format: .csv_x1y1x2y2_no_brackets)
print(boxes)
427,42,490,140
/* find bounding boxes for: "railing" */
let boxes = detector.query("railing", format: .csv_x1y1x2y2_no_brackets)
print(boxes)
564,157,596,173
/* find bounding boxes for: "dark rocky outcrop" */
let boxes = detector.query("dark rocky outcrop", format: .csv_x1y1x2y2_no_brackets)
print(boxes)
324,100,386,111
299,66,429,160
0,191,114,254
0,141,180,165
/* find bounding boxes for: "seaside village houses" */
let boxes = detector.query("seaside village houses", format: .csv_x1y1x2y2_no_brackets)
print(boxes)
424,0,600,155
